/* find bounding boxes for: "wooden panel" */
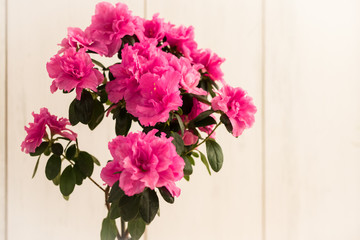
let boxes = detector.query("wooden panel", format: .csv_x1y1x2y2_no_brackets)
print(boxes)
7,1,144,239
146,1,263,239
265,0,360,239
0,0,7,238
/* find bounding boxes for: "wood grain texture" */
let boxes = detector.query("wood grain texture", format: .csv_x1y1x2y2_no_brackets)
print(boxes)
6,1,143,239
264,0,360,239
146,1,263,239
0,0,7,238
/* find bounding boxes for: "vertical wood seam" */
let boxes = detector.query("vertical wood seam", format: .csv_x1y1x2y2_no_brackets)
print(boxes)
4,0,8,238
261,0,266,239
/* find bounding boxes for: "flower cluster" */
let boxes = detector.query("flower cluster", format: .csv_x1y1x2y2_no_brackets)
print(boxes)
21,2,256,240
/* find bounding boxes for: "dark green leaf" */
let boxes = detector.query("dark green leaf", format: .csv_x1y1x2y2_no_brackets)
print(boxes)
108,181,124,203
100,217,117,240
158,187,174,204
65,144,77,160
63,195,69,201
175,114,185,136
188,110,214,128
30,142,49,156
205,139,224,172
52,173,60,186
220,114,233,134
181,93,193,115
91,154,101,166
88,99,105,130
108,201,121,220
119,195,140,222
31,155,41,178
128,217,146,240
73,165,85,185
69,99,79,126
115,108,132,136
99,90,108,103
171,132,184,155
188,155,195,166
194,116,216,128
74,151,94,177
60,165,76,196
184,175,190,181
139,188,159,224
199,151,211,175
51,143,63,156
74,91,94,124
182,155,193,176
45,154,62,180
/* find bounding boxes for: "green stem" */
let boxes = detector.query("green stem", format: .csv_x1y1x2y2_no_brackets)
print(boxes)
182,122,222,156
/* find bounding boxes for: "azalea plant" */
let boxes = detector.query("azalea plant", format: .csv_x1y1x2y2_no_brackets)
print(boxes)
21,2,256,240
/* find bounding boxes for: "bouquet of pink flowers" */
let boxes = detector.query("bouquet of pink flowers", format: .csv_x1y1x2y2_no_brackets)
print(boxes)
21,2,256,239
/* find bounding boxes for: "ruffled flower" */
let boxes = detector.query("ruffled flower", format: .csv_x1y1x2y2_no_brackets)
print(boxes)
21,108,77,154
46,47,103,100
164,24,198,59
211,85,256,137
192,48,225,82
87,2,144,57
143,13,166,40
100,129,185,197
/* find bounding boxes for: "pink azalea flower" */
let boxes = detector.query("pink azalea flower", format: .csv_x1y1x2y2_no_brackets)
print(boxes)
106,39,183,126
46,47,103,100
192,48,225,82
168,56,206,95
182,130,198,146
211,85,256,137
87,2,144,57
100,129,185,197
143,13,166,40
21,108,77,154
126,71,182,126
164,24,198,59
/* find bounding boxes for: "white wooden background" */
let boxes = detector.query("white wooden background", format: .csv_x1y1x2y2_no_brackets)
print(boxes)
1,0,359,239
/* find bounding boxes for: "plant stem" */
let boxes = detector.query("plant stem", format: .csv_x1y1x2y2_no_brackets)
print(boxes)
183,122,222,156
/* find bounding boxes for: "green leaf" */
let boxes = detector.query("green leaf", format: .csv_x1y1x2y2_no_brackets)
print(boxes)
51,143,63,156
175,114,185,136
73,165,85,185
194,116,216,128
45,154,62,180
158,187,174,204
31,155,41,178
60,165,76,196
30,142,49,156
128,217,146,240
139,188,159,224
52,173,60,186
188,155,195,166
199,151,211,175
220,113,233,134
91,154,101,166
181,93,193,115
119,195,140,221
184,175,190,181
74,151,94,177
205,139,224,172
191,151,199,158
65,144,77,160
100,217,117,240
171,132,184,155
88,99,105,130
108,181,124,203
188,110,214,128
108,201,121,219
69,99,79,126
63,195,69,201
115,108,132,136
74,90,94,124
182,155,193,176
91,58,106,69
